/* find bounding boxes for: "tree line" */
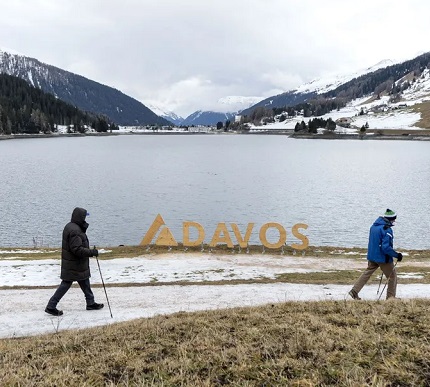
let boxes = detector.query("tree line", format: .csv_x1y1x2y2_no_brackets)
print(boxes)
294,117,336,133
0,73,118,134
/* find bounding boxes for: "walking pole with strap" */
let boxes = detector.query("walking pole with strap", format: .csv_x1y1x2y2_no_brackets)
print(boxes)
377,260,398,301
94,246,113,318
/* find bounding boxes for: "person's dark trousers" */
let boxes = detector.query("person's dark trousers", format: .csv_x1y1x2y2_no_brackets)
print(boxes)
78,278,95,306
47,278,95,308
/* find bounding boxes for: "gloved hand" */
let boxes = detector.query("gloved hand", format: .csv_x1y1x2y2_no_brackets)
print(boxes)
397,252,403,262
91,249,99,257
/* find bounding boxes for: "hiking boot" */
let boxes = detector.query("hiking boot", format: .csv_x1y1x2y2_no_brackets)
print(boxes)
348,289,361,300
387,296,401,300
86,302,104,310
45,307,63,316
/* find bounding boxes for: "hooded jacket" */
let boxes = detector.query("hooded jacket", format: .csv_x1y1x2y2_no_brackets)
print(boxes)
61,207,94,281
367,216,399,264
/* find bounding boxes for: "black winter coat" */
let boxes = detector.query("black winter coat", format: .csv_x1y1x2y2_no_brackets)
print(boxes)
60,207,94,281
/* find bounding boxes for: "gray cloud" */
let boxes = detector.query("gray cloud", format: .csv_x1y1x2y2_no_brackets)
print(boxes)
1,0,430,117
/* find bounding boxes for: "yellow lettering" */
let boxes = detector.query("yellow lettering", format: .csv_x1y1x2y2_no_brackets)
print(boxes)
231,223,254,248
183,221,205,247
209,223,234,248
141,215,309,251
259,222,287,249
140,214,165,246
291,223,309,250
155,227,178,246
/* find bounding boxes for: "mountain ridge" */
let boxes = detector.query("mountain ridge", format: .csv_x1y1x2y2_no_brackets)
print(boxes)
0,49,170,126
146,104,184,126
181,110,236,126
2,48,430,129
239,52,430,126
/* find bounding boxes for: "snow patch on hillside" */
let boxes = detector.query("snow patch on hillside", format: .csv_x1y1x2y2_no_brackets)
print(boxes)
295,59,396,94
251,67,430,132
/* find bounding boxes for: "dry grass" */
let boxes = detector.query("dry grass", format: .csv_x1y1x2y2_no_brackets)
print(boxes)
2,246,430,385
1,300,430,386
2,244,427,261
412,100,430,129
3,244,349,261
1,246,429,291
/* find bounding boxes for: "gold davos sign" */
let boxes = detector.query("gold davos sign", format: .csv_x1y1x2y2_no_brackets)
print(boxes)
140,214,309,250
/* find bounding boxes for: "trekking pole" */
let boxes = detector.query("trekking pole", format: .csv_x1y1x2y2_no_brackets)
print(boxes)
94,246,113,318
376,272,384,295
377,260,398,301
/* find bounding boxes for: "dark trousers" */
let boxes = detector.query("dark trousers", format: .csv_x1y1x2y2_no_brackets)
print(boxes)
47,278,95,308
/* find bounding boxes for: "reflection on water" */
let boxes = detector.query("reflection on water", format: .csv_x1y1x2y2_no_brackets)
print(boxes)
0,135,429,249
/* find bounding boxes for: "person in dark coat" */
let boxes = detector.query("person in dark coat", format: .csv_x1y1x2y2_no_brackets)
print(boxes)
349,209,403,300
45,207,104,316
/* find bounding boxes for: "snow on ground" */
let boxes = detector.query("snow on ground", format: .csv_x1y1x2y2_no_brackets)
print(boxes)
0,252,370,288
4,283,430,339
294,60,396,95
251,71,430,132
1,252,430,339
352,110,421,130
116,126,212,133
251,98,424,132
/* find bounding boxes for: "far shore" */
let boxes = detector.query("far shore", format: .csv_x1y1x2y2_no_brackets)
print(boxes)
0,131,206,141
1,129,430,141
290,132,430,141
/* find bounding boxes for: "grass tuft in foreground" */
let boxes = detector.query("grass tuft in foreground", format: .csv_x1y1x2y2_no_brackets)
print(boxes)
1,299,430,385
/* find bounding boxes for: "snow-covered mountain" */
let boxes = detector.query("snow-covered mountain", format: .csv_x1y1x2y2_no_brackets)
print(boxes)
294,59,395,94
0,48,170,126
218,96,262,112
241,54,429,117
251,59,430,131
146,104,184,125
181,110,236,126
177,97,261,126
2,46,430,130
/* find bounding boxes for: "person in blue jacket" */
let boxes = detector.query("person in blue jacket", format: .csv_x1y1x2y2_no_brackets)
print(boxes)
349,209,403,300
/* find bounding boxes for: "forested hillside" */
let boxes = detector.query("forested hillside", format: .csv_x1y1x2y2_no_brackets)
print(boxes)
0,50,170,126
0,73,118,134
242,52,430,121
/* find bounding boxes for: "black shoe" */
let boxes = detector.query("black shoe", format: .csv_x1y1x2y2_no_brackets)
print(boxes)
45,307,63,316
348,289,361,300
86,302,104,310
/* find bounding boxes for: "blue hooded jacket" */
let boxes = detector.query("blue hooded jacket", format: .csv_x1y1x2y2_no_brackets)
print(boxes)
367,216,399,263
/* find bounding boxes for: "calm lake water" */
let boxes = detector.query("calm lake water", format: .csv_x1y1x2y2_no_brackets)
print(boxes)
0,134,429,250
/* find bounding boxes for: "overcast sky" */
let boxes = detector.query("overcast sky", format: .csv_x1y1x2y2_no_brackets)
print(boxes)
1,0,430,117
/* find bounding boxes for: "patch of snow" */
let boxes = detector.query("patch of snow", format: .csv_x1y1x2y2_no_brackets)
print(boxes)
0,249,50,254
295,60,396,94
1,253,429,338
398,273,424,279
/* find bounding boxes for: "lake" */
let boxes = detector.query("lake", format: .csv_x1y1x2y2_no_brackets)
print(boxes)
0,134,429,250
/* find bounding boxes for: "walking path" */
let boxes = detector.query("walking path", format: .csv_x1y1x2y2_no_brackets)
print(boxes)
1,251,429,339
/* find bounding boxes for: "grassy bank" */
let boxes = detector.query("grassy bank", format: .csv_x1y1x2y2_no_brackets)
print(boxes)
1,300,430,385
1,245,429,289
1,246,430,385
1,244,429,260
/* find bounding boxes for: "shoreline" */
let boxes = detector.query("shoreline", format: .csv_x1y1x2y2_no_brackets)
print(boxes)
290,132,430,141
1,130,430,141
0,131,221,141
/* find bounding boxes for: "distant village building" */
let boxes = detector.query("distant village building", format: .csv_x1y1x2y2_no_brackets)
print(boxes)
335,117,352,128
371,104,388,113
235,115,242,123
